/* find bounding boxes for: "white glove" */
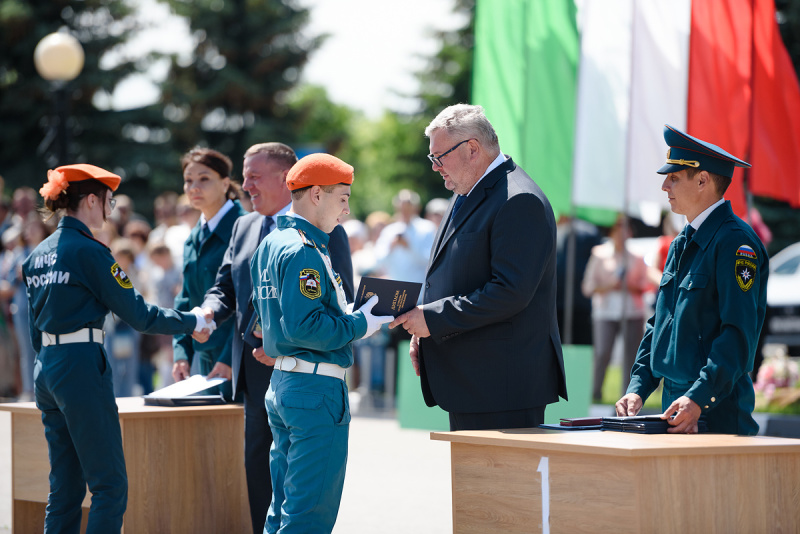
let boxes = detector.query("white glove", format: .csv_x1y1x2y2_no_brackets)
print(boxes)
358,295,393,338
191,307,217,333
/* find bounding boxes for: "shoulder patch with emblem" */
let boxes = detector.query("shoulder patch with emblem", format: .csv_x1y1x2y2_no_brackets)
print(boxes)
110,262,133,289
299,268,322,299
735,245,757,292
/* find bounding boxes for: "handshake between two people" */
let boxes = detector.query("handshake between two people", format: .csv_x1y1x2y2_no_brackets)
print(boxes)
173,307,225,383
190,307,217,342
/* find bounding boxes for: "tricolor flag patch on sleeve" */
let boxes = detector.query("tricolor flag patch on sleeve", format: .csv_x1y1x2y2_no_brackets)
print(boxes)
736,245,757,259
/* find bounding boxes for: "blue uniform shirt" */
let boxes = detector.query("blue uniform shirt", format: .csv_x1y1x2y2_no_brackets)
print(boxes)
628,201,768,434
250,215,367,367
24,216,195,352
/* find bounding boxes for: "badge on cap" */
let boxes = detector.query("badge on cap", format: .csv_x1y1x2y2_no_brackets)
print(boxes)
299,268,321,299
658,125,751,178
111,262,133,289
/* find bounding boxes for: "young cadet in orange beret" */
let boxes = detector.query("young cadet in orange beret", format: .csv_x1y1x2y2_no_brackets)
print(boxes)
250,153,392,533
24,164,215,533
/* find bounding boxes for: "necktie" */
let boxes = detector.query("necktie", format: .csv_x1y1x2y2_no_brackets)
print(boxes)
673,225,695,267
259,216,274,242
200,222,210,244
450,195,466,222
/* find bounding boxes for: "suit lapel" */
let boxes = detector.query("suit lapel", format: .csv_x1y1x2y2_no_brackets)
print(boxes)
429,159,513,269
247,214,265,255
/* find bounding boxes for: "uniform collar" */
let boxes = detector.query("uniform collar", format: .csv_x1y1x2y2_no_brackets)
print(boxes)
277,214,331,250
691,200,733,251
59,215,109,249
59,215,92,234
200,199,235,232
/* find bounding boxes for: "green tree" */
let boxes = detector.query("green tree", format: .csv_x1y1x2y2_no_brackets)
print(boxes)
157,0,322,173
0,0,150,193
342,0,476,218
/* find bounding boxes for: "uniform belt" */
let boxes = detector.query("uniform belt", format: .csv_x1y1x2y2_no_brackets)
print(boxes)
42,328,105,347
274,356,347,381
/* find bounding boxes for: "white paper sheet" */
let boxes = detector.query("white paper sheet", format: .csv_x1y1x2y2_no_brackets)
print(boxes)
146,374,228,398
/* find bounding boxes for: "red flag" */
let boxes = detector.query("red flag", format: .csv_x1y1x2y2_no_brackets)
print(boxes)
687,0,753,217
750,0,800,207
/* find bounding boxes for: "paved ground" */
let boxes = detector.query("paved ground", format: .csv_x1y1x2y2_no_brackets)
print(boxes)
0,395,452,534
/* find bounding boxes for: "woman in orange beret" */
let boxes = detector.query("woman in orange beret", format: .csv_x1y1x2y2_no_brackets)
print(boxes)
24,164,214,533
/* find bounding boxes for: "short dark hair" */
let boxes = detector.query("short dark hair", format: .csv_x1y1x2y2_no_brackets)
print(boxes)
291,184,340,201
687,167,731,196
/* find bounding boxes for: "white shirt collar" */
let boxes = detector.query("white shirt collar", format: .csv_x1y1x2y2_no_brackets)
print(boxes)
465,151,506,197
689,198,725,231
200,199,234,232
271,202,291,219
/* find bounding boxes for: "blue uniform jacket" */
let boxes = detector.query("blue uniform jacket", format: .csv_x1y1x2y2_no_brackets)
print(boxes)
250,215,367,368
24,216,195,351
173,200,246,366
628,201,768,434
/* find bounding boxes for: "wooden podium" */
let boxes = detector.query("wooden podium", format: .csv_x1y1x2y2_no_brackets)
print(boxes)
0,397,250,534
431,429,800,534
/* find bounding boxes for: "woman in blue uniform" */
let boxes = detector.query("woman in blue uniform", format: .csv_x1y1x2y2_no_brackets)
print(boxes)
25,164,214,533
171,147,246,399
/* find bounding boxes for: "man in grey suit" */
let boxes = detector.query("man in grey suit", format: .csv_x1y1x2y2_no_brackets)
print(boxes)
391,104,567,431
197,143,353,534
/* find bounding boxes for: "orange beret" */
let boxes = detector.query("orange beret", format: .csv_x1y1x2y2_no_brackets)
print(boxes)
40,164,121,201
286,153,354,191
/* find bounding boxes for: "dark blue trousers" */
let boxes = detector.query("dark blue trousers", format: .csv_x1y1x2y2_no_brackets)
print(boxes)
34,343,127,534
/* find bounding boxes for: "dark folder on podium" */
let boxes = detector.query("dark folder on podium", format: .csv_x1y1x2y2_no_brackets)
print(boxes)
601,415,709,434
354,277,422,317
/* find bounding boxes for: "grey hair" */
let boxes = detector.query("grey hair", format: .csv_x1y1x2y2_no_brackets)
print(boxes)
424,104,500,152
243,142,298,170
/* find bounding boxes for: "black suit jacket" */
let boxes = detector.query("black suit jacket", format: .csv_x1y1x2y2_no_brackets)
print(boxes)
419,157,568,413
202,211,353,397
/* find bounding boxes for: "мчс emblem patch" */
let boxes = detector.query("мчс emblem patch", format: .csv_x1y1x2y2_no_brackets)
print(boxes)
111,262,133,289
299,268,321,299
735,258,757,291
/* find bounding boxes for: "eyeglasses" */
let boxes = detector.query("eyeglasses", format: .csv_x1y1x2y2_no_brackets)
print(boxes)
427,139,473,167
108,197,117,211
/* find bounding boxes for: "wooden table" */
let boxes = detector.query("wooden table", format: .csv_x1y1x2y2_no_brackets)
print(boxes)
0,397,250,534
431,429,800,534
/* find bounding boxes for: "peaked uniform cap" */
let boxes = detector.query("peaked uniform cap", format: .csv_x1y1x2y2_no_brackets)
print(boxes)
286,153,354,191
657,124,751,179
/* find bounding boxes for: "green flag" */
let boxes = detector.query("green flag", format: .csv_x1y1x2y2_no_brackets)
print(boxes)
473,0,615,224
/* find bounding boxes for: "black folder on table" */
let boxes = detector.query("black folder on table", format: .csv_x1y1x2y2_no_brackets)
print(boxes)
354,277,422,317
602,415,671,434
601,415,709,434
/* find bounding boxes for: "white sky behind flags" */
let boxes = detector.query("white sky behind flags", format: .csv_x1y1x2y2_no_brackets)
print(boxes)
109,0,466,117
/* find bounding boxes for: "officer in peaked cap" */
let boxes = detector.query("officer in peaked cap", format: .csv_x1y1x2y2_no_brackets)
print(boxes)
616,125,768,435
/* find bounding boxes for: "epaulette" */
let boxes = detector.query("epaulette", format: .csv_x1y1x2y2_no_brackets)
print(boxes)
297,229,317,249
78,229,111,251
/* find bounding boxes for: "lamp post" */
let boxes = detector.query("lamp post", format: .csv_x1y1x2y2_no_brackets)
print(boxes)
34,32,84,166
